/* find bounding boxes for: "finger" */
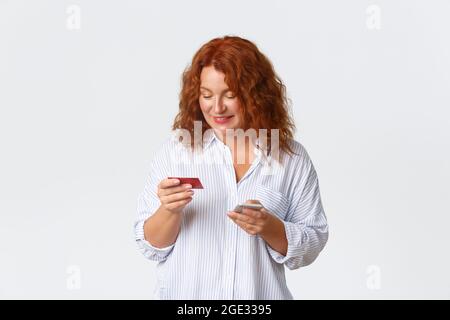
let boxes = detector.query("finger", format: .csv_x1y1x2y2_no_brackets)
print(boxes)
227,211,239,222
233,218,258,235
159,178,180,189
228,211,257,225
260,208,271,216
159,184,192,196
165,197,192,211
227,211,240,220
242,207,264,219
162,190,194,204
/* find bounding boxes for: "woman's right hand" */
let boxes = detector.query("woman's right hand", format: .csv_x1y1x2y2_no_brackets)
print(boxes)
157,178,194,214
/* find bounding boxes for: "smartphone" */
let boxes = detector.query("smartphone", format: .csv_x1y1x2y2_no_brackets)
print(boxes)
233,203,264,213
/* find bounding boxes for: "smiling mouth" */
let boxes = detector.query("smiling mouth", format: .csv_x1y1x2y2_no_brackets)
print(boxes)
212,115,234,124
213,116,233,120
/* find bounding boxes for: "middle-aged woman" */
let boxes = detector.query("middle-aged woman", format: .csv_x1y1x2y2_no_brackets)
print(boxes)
135,35,329,299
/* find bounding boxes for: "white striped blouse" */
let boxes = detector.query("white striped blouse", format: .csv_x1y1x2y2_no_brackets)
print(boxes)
134,130,329,299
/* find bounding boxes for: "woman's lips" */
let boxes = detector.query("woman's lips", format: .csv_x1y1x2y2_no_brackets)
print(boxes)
212,115,234,124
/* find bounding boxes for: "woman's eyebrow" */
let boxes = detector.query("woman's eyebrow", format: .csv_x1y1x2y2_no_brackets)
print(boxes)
200,86,231,93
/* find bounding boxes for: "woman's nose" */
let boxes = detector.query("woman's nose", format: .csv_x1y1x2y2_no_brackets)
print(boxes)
213,97,226,114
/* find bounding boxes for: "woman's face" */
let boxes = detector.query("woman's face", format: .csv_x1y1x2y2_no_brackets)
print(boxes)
199,66,242,134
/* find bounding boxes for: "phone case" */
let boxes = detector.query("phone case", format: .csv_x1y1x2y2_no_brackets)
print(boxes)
233,203,263,213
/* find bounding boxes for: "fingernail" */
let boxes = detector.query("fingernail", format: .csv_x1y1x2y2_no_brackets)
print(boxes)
173,179,180,184
185,184,192,189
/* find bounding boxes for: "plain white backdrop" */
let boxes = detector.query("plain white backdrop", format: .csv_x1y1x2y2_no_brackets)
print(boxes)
1,0,449,299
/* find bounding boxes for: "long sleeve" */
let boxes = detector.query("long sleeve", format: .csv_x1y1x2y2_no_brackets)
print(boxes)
134,140,175,262
266,156,329,270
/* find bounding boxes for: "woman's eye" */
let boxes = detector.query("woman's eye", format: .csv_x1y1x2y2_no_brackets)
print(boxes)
202,96,212,99
226,95,235,99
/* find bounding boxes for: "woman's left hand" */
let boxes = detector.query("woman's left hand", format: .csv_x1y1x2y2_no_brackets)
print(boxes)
227,200,274,236
228,200,288,256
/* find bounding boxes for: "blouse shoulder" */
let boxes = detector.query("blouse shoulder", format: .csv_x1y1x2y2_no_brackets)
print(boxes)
285,139,311,164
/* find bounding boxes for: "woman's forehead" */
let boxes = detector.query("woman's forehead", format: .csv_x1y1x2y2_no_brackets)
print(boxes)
200,67,231,91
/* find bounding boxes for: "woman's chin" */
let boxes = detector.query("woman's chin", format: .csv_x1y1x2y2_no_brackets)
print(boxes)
213,125,239,134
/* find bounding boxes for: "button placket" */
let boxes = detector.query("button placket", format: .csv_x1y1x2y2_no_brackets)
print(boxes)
221,145,239,299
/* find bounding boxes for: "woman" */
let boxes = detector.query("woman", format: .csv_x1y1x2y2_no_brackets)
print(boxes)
134,36,329,299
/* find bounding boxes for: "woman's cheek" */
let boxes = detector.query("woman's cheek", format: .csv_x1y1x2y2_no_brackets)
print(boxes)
198,99,207,113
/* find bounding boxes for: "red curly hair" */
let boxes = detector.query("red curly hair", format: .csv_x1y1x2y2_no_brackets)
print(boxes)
172,35,296,156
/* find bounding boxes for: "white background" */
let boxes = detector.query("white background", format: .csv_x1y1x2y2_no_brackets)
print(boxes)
1,0,449,299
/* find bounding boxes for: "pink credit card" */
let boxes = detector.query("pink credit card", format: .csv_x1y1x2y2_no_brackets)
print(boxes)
168,177,204,189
